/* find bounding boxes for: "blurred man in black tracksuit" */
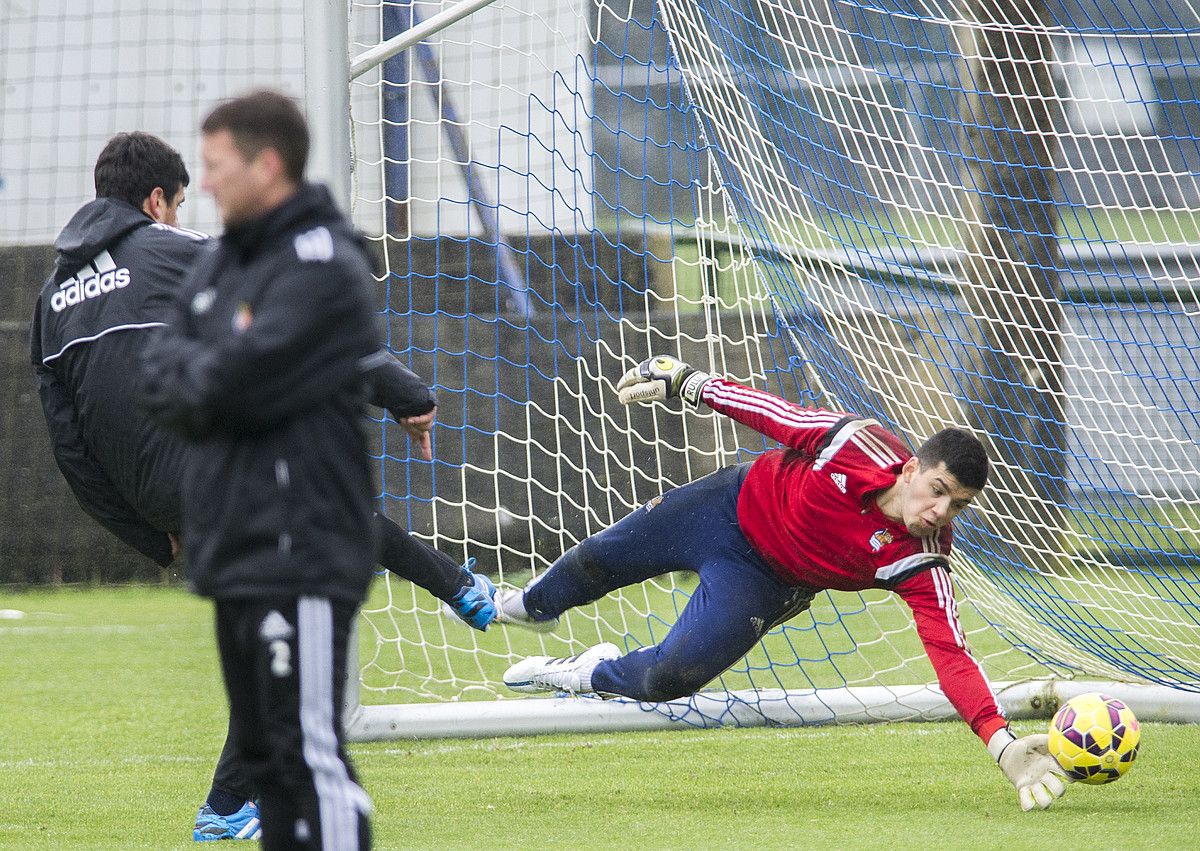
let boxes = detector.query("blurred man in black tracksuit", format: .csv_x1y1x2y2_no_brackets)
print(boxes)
141,92,399,849
34,131,496,845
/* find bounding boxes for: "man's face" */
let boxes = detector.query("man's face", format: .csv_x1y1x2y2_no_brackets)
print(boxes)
160,186,185,226
895,458,979,537
201,129,267,226
142,185,186,226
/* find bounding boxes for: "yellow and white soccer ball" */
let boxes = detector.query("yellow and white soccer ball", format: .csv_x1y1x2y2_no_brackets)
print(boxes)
1048,692,1141,784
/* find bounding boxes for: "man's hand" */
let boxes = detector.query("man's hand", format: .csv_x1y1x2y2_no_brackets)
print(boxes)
988,728,1071,811
616,356,713,407
398,407,436,461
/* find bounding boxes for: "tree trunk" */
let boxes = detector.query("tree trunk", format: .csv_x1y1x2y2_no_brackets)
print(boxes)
954,0,1069,571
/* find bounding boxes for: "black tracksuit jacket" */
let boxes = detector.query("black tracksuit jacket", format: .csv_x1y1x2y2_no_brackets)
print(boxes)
31,195,434,574
141,183,423,603
30,198,210,566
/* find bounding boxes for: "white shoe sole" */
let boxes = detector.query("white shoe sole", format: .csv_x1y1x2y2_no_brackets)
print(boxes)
493,610,560,633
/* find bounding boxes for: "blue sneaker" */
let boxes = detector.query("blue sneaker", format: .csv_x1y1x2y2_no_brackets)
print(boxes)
444,560,497,630
194,800,262,841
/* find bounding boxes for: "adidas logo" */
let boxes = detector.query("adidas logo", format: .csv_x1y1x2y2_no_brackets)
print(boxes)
50,250,131,312
294,226,333,262
258,610,295,642
830,472,847,493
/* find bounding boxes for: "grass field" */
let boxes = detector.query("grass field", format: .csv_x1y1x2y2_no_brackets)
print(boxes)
2,585,1199,850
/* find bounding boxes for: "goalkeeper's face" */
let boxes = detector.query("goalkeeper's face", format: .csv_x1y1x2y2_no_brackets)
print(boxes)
895,458,979,537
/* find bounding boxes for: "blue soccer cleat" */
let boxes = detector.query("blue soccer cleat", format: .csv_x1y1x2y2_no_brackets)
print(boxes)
444,560,498,631
194,800,262,842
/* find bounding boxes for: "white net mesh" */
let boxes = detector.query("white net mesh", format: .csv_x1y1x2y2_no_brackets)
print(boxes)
353,0,1200,727
6,0,1194,732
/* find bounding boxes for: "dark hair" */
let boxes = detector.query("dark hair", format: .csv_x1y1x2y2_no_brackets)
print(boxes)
94,132,189,209
915,428,990,491
201,89,308,182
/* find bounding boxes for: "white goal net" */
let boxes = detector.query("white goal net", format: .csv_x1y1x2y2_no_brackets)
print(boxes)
346,0,1199,737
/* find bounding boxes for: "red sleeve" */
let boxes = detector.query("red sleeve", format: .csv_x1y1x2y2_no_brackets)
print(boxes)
896,567,1008,743
700,378,846,456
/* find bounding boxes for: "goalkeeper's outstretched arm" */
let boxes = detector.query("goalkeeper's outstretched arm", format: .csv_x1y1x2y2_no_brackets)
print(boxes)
616,355,847,455
899,567,1070,811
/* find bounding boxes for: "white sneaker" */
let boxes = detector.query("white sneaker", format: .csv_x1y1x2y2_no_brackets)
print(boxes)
503,642,621,695
493,588,560,632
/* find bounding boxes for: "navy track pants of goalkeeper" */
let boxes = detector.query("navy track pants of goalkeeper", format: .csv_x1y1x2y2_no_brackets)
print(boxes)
523,463,815,702
215,595,372,850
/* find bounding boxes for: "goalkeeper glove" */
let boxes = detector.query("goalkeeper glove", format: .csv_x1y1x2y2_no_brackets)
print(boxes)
988,727,1071,811
616,355,713,407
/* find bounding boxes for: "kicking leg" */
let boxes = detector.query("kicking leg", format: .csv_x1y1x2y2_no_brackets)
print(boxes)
374,512,496,630
374,512,467,601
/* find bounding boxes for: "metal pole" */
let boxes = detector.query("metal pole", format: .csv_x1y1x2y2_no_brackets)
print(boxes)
350,0,503,80
303,1,358,730
411,31,532,317
304,0,353,213
382,2,413,235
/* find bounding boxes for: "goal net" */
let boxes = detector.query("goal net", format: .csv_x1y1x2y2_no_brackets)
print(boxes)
348,0,1199,736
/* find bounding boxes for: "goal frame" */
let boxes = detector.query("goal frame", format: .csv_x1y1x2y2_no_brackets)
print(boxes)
344,680,1200,741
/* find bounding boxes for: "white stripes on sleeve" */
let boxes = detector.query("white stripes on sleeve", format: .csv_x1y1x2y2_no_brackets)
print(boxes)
704,380,841,433
928,566,967,649
927,566,1004,713
850,427,904,469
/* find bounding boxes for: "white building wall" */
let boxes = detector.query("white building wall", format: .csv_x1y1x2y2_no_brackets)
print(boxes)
1,1,306,244
2,1,594,246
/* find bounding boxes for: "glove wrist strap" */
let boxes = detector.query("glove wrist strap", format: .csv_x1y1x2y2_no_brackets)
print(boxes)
986,727,1016,763
679,371,713,406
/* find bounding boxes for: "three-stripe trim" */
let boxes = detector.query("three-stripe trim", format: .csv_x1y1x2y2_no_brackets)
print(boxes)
704,381,841,433
297,597,372,850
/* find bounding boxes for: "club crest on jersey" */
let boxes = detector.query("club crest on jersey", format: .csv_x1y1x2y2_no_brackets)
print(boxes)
233,301,253,332
830,472,847,493
869,529,894,552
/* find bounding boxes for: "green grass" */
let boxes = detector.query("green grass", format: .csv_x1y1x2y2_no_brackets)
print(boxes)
2,586,1199,849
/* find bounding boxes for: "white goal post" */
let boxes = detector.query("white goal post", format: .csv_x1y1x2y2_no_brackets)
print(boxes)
299,0,1200,740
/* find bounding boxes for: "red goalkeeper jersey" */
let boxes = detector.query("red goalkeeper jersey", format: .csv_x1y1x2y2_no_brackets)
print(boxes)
701,378,1007,742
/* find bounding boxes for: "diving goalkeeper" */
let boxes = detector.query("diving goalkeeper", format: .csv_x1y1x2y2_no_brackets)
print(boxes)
30,131,497,842
500,355,1071,812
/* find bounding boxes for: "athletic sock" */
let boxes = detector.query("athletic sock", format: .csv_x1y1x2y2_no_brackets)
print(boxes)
206,788,247,817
